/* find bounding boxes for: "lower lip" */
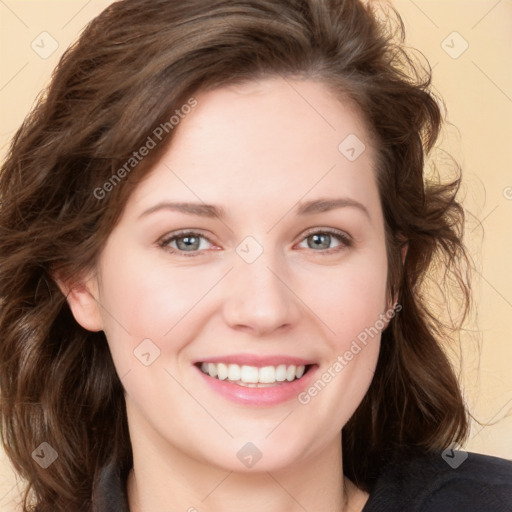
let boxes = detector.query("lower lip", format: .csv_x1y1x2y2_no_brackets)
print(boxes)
195,365,318,406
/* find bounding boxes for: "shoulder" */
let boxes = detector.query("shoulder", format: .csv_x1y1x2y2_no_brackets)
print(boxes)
363,450,512,512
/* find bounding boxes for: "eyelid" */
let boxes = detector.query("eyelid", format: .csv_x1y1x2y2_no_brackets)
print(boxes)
298,226,351,241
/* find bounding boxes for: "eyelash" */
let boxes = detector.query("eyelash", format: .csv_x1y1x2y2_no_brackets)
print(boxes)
157,228,352,257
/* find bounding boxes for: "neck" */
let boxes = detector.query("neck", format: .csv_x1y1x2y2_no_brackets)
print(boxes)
128,469,349,512
124,395,369,512
126,432,359,512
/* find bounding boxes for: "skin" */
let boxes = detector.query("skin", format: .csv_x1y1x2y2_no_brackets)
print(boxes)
61,77,394,512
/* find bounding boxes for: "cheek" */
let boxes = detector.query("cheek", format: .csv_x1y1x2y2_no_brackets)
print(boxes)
305,250,389,350
321,253,387,408
95,246,216,371
295,263,386,431
99,243,208,327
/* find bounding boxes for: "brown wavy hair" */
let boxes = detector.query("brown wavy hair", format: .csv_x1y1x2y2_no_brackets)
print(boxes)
0,0,471,510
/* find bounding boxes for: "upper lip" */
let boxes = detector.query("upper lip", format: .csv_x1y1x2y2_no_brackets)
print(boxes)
194,354,316,367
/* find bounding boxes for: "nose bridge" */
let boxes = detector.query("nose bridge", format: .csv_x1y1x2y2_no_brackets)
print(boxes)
221,238,300,333
237,252,282,298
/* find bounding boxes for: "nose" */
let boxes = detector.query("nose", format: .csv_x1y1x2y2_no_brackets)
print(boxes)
221,250,302,336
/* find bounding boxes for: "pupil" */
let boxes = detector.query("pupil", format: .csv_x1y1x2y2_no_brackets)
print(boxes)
177,236,199,251
310,234,330,250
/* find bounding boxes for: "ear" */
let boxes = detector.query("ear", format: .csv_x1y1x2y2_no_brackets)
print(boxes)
53,270,104,332
400,242,408,265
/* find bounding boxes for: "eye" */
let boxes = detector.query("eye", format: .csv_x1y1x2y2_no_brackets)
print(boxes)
158,231,215,256
158,228,352,257
296,228,352,254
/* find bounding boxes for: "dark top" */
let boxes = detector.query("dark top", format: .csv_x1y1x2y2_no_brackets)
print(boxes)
91,450,512,511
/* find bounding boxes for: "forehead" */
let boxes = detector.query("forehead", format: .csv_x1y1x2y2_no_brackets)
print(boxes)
125,77,381,224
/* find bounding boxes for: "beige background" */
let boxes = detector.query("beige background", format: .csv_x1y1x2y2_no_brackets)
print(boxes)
1,0,511,509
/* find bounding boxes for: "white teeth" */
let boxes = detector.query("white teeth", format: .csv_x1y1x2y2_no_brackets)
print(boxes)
295,365,305,379
240,365,259,383
217,362,228,380
286,365,297,381
275,364,287,382
207,363,218,378
199,362,307,384
228,364,240,381
259,366,276,384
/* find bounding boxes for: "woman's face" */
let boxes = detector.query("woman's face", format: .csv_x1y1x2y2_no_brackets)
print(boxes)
72,77,391,472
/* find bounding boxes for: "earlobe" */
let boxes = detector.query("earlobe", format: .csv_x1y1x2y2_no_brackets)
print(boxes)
53,271,104,332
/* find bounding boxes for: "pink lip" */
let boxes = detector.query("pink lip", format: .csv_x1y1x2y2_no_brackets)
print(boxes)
194,362,319,407
194,354,315,367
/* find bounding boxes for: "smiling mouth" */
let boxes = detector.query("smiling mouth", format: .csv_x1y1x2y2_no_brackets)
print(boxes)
196,362,314,387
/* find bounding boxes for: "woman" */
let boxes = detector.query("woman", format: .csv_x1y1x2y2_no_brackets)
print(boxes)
1,0,511,511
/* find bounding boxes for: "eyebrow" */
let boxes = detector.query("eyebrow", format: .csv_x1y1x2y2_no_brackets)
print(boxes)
138,197,370,220
297,197,370,219
139,201,223,219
